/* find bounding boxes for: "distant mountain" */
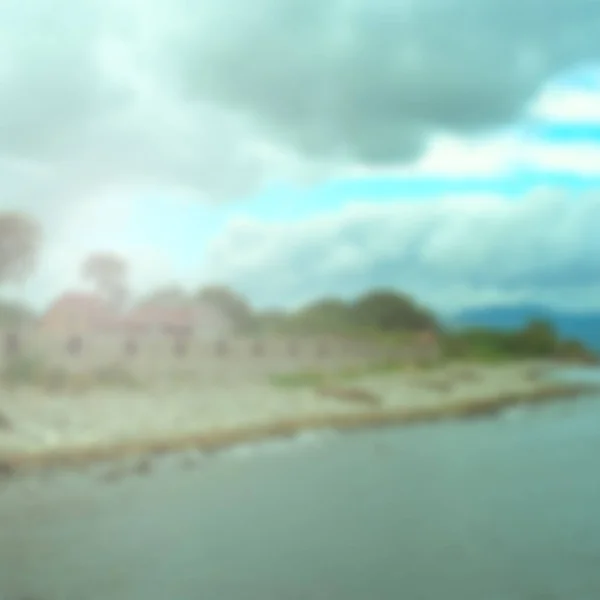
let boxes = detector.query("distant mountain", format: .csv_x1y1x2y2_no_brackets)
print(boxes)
450,304,600,353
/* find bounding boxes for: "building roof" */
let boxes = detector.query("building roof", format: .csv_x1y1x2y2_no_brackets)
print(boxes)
121,300,232,335
122,303,196,329
40,292,232,337
40,292,118,330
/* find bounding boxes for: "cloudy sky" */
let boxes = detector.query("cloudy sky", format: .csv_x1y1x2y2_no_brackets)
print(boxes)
1,0,600,314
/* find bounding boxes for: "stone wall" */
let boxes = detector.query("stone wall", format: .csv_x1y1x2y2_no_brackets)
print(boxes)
0,328,441,383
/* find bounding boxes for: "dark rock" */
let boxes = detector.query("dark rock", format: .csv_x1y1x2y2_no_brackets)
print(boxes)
133,457,152,475
99,467,124,483
316,385,382,407
0,461,16,477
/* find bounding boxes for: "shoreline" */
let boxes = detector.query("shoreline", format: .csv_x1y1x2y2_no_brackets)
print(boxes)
1,373,597,475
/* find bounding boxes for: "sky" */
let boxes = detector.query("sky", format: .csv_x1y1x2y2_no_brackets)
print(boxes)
1,0,600,315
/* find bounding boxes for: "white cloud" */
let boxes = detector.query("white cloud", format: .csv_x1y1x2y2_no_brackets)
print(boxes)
1,0,600,317
519,68,600,173
530,84,600,123
200,189,600,313
346,131,523,179
350,73,600,181
0,0,598,212
523,140,600,175
1,190,178,309
4,185,599,315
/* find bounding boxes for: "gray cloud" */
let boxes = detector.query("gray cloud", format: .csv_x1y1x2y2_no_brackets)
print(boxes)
199,190,600,311
172,0,600,163
0,0,599,206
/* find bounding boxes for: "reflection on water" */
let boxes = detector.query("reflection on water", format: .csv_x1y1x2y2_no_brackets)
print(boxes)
1,372,600,599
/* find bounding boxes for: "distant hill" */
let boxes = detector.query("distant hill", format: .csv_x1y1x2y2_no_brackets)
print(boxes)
451,304,600,353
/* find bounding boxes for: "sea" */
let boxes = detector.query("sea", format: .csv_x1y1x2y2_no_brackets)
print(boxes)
1,367,600,600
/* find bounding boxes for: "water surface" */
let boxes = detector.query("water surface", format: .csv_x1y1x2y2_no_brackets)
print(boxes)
1,370,600,599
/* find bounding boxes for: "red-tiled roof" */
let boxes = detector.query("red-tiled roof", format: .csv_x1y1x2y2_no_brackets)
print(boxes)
48,292,106,310
40,292,118,331
40,293,232,336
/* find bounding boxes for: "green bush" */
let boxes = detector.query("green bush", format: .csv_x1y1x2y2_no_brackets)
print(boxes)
442,318,595,362
0,355,141,392
1,355,46,387
91,365,139,388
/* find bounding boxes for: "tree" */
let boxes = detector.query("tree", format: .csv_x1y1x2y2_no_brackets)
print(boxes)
81,252,128,308
138,285,189,308
196,285,256,333
443,318,581,361
292,298,354,334
513,318,558,356
0,212,41,284
351,289,439,333
254,309,289,333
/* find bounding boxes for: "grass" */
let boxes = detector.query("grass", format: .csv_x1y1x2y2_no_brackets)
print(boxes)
0,355,45,387
269,370,331,388
0,355,140,393
268,358,443,389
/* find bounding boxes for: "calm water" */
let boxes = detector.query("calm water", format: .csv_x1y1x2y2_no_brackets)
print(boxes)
1,369,600,600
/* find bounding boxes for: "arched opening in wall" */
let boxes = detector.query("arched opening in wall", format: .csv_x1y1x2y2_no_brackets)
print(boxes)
124,339,138,357
214,340,229,357
4,332,19,357
66,335,83,356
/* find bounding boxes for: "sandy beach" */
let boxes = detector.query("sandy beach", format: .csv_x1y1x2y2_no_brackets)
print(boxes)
0,360,596,472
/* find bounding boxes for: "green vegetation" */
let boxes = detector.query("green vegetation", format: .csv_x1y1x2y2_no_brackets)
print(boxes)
140,284,441,339
196,285,258,334
269,359,431,389
443,319,597,364
0,355,140,392
254,289,439,337
0,355,45,387
0,272,595,396
269,370,333,388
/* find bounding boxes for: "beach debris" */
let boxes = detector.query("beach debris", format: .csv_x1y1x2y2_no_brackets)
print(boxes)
315,385,382,407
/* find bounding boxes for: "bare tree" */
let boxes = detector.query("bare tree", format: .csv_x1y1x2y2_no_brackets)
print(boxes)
81,252,128,308
0,212,41,284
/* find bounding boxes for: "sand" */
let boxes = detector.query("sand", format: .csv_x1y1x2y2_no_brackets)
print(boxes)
0,360,596,472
